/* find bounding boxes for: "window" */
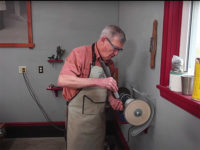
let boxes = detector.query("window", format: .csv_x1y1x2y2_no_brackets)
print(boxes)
187,1,200,74
180,1,200,74
157,1,200,119
179,1,191,72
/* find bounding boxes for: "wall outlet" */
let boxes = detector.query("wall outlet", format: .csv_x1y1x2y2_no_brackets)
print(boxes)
18,66,26,73
38,66,43,73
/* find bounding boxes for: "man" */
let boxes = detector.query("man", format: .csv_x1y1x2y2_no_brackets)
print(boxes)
57,25,126,150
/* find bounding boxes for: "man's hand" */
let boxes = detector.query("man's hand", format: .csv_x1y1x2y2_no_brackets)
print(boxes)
97,77,118,92
108,95,123,111
58,75,118,91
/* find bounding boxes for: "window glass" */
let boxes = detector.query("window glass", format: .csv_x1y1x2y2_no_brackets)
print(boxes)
187,1,200,74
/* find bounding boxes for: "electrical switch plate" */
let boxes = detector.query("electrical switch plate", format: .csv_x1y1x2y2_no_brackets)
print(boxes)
18,66,26,73
38,66,43,73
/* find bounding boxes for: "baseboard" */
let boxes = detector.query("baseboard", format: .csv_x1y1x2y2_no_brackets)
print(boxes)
4,121,116,138
5,122,65,138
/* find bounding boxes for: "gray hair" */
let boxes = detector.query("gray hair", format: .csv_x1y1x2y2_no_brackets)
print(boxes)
100,25,126,44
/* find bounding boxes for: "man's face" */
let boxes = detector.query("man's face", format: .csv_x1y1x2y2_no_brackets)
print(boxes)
101,36,124,61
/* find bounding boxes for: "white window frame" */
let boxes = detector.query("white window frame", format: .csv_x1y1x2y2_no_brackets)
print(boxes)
180,1,200,75
179,1,191,72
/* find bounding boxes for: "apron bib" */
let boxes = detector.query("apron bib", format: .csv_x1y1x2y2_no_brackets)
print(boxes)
66,43,109,150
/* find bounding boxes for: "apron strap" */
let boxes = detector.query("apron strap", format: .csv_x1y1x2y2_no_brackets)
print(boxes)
92,43,96,66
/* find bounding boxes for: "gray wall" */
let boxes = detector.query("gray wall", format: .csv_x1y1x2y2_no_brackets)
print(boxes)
0,1,119,122
118,1,200,150
0,1,200,150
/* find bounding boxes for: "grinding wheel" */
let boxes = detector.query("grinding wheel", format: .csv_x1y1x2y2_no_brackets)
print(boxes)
124,99,151,126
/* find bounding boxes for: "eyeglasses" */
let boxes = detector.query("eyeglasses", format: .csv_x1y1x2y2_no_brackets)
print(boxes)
106,38,123,51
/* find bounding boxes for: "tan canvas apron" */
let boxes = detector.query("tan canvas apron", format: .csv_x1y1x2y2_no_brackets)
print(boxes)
66,45,108,150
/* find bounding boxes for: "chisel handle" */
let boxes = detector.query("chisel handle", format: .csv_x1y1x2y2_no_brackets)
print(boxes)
100,60,120,99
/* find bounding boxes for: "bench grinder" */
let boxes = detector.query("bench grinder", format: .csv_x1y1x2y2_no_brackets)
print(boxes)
100,59,155,135
118,87,154,125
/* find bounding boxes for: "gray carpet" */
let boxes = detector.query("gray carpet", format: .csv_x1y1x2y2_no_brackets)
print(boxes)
0,137,66,150
0,136,122,150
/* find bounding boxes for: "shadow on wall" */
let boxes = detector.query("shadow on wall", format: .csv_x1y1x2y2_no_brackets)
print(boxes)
118,39,136,87
124,38,151,89
133,49,149,83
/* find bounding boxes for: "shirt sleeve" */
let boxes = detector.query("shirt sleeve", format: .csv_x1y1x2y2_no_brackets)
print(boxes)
59,48,82,77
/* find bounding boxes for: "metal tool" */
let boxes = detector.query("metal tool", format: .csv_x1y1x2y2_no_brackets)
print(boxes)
100,59,120,99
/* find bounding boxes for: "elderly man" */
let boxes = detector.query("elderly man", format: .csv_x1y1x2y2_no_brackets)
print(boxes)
57,25,126,150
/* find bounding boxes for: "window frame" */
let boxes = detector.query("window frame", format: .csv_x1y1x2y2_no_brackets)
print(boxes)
157,1,200,119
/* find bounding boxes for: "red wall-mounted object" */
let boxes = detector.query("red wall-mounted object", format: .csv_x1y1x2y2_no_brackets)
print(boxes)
46,87,63,97
47,60,63,63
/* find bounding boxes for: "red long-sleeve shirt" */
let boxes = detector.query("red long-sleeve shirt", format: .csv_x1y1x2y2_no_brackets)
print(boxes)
59,44,115,101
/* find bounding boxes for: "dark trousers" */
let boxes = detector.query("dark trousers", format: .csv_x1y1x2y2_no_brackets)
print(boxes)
0,12,5,30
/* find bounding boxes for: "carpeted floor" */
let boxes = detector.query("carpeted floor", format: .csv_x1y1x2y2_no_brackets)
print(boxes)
0,137,66,150
0,136,122,150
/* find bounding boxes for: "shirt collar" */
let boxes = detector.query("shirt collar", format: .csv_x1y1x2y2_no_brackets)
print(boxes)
94,42,101,60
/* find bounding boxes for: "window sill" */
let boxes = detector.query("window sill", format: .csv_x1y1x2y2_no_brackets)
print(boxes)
156,85,200,119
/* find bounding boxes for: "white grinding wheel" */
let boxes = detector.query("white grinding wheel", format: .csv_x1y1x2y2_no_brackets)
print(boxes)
124,99,151,126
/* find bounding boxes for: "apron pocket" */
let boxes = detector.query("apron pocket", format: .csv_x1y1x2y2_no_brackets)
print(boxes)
82,95,105,115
